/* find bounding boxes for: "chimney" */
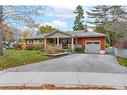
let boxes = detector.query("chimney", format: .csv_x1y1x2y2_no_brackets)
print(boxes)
83,24,88,32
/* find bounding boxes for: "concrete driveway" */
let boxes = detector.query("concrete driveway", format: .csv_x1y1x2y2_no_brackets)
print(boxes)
7,54,127,73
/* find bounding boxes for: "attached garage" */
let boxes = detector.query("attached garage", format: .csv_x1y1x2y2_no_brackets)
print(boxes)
77,31,106,54
85,41,100,53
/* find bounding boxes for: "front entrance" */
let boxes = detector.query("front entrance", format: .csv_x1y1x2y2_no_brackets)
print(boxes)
44,31,74,51
60,38,71,49
85,40,100,53
49,38,72,49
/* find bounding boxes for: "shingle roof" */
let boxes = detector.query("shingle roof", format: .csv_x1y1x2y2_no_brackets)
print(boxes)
26,33,50,39
67,31,106,37
26,30,105,39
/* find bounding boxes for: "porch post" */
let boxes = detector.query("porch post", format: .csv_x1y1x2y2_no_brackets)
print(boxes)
75,38,78,46
71,37,74,51
57,37,59,47
44,38,47,50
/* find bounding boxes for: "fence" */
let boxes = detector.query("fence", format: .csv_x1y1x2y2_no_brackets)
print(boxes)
113,47,127,58
105,47,127,58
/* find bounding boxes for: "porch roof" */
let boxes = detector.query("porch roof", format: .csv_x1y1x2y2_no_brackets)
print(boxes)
44,30,76,38
26,30,106,39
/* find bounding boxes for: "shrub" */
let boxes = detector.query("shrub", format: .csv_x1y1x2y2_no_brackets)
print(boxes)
26,44,44,50
74,47,85,53
14,44,22,50
44,45,63,54
105,43,111,48
21,44,27,50
26,45,34,50
34,44,43,50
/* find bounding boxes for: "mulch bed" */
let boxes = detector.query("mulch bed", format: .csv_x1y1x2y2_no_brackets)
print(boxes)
0,84,115,90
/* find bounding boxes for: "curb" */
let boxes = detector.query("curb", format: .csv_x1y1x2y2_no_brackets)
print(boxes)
0,70,7,75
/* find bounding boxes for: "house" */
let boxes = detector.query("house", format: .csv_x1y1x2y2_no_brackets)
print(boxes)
25,25,106,54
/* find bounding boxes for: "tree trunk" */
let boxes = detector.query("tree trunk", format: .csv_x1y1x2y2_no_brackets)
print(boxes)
107,32,111,45
0,6,3,56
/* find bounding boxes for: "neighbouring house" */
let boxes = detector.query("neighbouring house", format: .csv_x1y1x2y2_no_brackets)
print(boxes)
25,25,106,54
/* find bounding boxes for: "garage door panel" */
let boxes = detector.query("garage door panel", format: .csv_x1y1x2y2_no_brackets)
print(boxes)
85,41,100,53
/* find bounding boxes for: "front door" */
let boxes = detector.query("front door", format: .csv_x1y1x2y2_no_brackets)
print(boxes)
60,38,71,49
60,39,68,49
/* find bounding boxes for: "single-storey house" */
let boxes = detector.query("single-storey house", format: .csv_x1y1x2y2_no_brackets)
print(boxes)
25,25,106,54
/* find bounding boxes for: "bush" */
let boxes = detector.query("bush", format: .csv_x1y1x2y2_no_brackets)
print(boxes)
21,44,27,50
14,44,22,50
34,44,44,50
44,45,63,54
26,45,34,50
26,44,44,50
74,47,85,53
105,43,111,48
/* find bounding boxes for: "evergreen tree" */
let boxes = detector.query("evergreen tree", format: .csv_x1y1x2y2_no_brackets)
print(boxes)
73,5,84,31
86,5,127,45
86,5,110,25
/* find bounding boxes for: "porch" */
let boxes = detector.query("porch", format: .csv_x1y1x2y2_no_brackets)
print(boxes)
44,37,77,51
44,31,78,51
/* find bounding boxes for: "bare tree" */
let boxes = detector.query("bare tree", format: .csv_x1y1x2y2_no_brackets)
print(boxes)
0,6,45,51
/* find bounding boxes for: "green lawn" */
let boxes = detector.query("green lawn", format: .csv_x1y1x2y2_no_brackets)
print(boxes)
0,50,52,70
117,57,127,67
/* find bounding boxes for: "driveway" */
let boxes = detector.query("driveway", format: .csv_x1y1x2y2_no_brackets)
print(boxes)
7,54,127,73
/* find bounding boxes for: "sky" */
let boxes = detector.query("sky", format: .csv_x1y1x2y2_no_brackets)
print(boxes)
40,6,89,31
2,0,127,32
39,6,76,31
3,5,93,32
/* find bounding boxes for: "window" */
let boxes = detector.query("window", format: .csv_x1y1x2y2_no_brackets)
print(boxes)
87,42,92,44
29,40,34,44
35,40,40,44
93,42,99,44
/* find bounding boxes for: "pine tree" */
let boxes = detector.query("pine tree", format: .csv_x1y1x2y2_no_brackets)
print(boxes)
86,5,110,25
86,5,126,25
73,5,84,31
86,5,127,45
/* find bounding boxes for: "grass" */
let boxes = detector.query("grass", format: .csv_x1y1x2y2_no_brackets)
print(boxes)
117,57,127,67
0,50,52,70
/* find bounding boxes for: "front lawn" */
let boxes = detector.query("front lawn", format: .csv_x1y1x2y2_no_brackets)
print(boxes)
0,50,52,70
117,57,127,67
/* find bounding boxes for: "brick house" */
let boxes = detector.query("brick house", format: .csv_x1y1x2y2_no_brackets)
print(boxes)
25,25,106,54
